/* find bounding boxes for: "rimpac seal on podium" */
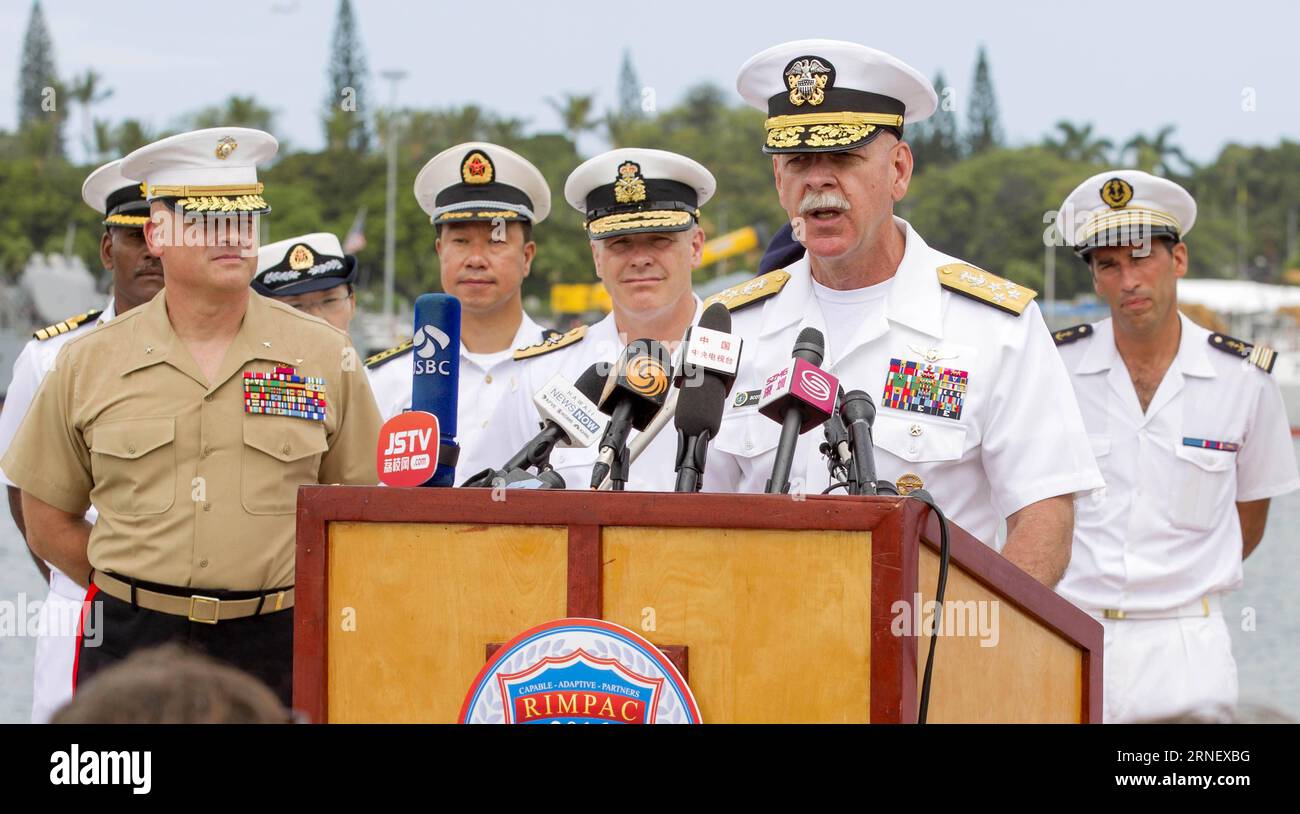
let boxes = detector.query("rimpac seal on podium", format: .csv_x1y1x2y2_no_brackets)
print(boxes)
459,619,701,724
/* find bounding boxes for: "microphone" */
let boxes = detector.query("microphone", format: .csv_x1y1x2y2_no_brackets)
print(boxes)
674,303,742,492
589,339,672,490
841,390,880,496
759,327,838,494
820,387,854,490
462,364,608,488
410,293,461,487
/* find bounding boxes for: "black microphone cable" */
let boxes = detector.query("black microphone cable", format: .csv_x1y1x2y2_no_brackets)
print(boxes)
904,487,950,725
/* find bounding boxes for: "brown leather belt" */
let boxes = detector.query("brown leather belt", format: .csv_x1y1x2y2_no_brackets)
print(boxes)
93,572,294,624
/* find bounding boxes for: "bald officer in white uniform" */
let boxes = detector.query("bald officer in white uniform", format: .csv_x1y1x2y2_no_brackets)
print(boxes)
489,149,715,490
0,159,160,721
704,40,1103,586
1052,170,1300,722
365,143,553,482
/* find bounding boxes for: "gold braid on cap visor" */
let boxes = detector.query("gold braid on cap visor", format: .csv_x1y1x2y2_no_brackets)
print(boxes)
1078,206,1182,243
103,214,149,226
586,209,698,236
764,111,904,149
147,183,268,213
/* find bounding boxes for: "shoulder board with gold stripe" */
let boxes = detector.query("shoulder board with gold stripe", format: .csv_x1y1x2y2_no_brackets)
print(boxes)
937,263,1037,316
702,268,791,313
1052,323,1093,346
514,325,587,361
364,339,413,369
33,309,103,341
1208,332,1277,373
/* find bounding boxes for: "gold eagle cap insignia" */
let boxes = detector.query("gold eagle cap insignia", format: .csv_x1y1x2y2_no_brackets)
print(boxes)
785,57,832,107
215,136,238,160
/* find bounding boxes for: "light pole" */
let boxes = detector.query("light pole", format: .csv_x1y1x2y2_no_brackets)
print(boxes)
380,69,408,337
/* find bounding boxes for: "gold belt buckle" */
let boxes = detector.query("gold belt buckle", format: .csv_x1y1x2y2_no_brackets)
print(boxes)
1103,609,1126,620
188,595,221,624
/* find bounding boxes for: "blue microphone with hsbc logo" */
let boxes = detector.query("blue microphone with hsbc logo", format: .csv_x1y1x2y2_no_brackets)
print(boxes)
410,293,461,486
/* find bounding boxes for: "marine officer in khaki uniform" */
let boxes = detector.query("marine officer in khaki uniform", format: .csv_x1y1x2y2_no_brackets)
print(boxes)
1,127,381,705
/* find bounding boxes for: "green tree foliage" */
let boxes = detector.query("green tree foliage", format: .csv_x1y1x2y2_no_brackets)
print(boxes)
16,0,65,159
186,96,277,134
1122,125,1194,176
323,0,371,154
965,46,1002,156
910,71,962,172
1043,121,1113,164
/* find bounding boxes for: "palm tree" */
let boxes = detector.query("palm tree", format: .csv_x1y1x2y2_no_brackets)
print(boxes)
1122,125,1194,176
188,96,275,132
68,68,113,162
546,93,599,146
1043,121,1112,164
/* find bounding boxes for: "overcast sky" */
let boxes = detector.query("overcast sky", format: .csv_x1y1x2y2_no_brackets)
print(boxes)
2,0,1296,163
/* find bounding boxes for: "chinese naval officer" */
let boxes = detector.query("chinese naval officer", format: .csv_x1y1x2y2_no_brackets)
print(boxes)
1052,170,1300,722
364,142,555,482
704,40,1103,585
1,128,381,706
254,232,359,333
0,158,160,722
487,148,717,490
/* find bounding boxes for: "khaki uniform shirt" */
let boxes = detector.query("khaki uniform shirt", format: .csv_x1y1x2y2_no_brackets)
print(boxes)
1,290,380,591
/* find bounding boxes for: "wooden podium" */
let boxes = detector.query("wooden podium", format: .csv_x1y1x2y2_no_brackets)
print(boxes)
293,487,1101,723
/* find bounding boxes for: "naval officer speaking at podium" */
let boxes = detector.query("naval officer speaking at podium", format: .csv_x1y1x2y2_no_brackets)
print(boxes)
703,40,1103,586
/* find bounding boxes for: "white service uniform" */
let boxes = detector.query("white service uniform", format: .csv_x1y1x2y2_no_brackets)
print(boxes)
703,218,1104,546
493,301,703,492
1056,314,1300,723
0,300,115,723
365,311,548,483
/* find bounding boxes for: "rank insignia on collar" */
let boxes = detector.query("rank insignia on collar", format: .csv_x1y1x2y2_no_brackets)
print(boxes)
461,151,494,185
243,366,327,421
614,161,647,204
784,56,833,107
881,358,968,421
1100,177,1134,209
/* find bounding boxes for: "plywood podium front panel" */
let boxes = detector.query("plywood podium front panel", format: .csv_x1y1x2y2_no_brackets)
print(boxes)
915,546,1084,723
325,521,568,723
602,526,873,723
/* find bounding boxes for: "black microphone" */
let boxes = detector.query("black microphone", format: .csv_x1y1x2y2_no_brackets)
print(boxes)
760,327,839,494
841,390,880,496
821,387,854,491
461,364,607,488
590,339,672,490
673,303,741,492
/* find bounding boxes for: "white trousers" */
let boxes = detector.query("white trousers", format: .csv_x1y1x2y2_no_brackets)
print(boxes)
1102,612,1238,724
30,570,85,724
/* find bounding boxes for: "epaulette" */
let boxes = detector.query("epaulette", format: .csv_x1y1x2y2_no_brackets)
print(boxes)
938,263,1037,316
1052,323,1093,346
1209,332,1276,373
514,325,587,360
702,268,791,313
33,309,103,341
365,339,413,369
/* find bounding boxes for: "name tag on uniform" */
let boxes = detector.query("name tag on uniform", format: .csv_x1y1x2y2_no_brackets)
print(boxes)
881,358,969,421
244,366,327,421
1182,437,1239,452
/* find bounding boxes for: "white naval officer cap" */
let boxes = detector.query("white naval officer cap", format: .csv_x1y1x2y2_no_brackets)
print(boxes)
1056,169,1197,256
253,233,358,297
564,147,716,240
413,141,552,226
736,38,938,153
120,127,278,214
81,158,150,227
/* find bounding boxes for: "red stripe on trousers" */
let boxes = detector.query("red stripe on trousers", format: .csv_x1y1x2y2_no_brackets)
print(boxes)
72,583,100,694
